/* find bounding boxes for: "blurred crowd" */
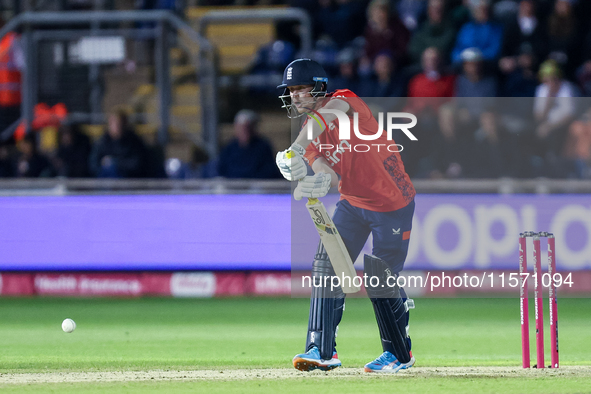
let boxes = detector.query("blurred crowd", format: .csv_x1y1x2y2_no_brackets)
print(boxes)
0,110,163,178
248,0,591,178
2,0,591,179
0,108,281,180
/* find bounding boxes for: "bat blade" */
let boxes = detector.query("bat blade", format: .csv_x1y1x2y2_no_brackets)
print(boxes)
306,198,360,294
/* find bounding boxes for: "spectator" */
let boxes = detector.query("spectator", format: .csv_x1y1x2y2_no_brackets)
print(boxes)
468,109,522,177
577,60,591,97
451,0,503,64
491,0,520,25
403,47,455,178
166,145,213,179
500,0,546,61
562,108,591,178
498,44,538,153
408,0,457,66
311,38,339,75
499,43,538,97
469,110,505,177
0,18,24,134
15,134,54,178
53,124,92,177
331,47,361,92
251,40,296,75
437,47,497,177
89,110,146,178
248,40,296,94
144,142,166,178
217,109,280,179
578,30,591,97
455,48,498,121
407,47,456,113
533,59,579,161
449,0,472,31
546,0,579,75
316,0,366,48
397,0,428,31
358,51,407,97
0,139,15,177
363,0,411,65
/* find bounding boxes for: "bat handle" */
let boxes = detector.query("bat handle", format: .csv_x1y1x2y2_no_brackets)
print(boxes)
307,198,319,204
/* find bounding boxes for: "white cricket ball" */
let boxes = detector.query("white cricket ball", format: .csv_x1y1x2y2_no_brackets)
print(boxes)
62,318,76,333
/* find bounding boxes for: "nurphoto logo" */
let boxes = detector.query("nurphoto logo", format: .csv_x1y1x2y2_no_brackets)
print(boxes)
305,108,417,162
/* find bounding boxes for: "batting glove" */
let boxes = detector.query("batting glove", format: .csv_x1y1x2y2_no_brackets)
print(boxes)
293,172,332,200
276,143,307,181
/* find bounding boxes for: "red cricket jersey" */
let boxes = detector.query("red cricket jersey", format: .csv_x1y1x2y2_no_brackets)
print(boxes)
304,89,415,212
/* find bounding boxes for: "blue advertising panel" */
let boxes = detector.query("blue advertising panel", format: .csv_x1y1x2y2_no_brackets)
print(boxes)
1,194,590,271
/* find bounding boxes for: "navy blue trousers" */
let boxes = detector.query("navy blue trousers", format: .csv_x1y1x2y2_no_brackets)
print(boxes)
332,199,415,275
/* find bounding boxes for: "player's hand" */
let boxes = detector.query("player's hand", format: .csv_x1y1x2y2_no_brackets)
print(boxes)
276,143,307,181
293,172,332,200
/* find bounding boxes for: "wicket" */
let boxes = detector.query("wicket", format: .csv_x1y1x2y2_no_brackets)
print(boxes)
519,231,559,369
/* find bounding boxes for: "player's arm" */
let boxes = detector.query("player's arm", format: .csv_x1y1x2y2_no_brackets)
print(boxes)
292,98,350,150
276,98,349,182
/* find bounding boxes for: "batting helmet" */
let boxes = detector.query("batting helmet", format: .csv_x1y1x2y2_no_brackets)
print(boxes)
278,59,328,118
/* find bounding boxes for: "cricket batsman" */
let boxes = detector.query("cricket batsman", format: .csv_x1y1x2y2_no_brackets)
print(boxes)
275,58,416,373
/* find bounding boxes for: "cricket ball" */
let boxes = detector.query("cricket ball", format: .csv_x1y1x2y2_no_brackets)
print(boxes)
62,318,76,333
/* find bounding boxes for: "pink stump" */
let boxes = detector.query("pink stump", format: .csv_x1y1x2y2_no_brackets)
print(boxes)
548,235,559,368
533,235,544,368
519,234,530,368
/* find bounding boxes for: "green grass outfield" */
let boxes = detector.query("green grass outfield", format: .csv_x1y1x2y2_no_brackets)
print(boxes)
0,297,590,393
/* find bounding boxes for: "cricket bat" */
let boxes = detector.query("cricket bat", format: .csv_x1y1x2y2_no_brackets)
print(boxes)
305,198,360,293
286,150,360,293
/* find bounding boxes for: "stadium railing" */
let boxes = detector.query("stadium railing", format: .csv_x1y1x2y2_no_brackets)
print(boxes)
1,178,590,196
